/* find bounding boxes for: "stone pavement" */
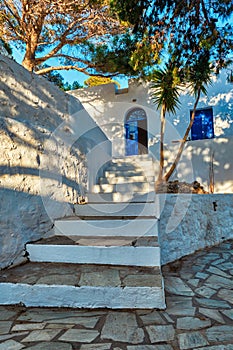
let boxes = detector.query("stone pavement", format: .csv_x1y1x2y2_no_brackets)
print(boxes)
0,240,232,350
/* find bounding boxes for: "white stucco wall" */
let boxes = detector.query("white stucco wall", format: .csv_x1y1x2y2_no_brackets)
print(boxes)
162,136,233,193
159,194,233,265
70,72,233,192
0,54,111,268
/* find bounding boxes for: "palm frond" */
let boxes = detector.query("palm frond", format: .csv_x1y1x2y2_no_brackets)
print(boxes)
186,52,212,97
150,63,182,113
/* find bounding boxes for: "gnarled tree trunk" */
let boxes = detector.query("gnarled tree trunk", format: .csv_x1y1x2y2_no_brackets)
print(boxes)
164,88,201,181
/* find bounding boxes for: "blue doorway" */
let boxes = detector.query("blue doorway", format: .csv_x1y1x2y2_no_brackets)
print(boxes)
125,108,148,156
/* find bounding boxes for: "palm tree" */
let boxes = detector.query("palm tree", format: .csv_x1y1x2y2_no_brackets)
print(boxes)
151,62,182,182
164,52,212,181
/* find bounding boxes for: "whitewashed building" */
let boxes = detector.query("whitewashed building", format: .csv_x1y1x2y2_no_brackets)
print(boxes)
70,71,233,193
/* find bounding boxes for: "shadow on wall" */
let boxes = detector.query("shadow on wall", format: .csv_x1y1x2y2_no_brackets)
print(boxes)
159,193,233,265
166,69,233,137
0,187,70,269
0,55,88,267
0,127,87,268
161,136,233,193
0,53,113,268
0,57,67,132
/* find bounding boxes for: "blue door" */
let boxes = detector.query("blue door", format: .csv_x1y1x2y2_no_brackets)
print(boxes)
125,108,148,156
125,121,138,156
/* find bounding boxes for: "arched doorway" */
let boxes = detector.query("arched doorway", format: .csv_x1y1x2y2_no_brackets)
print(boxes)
125,108,148,156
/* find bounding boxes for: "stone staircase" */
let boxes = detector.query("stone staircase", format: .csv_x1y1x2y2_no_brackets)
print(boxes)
89,155,156,203
0,156,166,309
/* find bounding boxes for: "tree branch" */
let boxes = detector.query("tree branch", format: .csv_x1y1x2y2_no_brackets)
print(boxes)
52,53,97,67
36,65,118,77
200,0,210,23
2,14,25,41
3,0,21,24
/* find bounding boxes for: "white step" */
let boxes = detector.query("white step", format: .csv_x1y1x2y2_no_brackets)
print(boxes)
105,169,155,178
74,202,159,217
45,235,158,247
87,191,156,203
93,182,155,194
106,165,142,172
112,155,153,163
27,244,160,267
0,282,166,309
0,261,166,309
105,169,143,177
112,157,154,165
54,218,158,237
99,175,155,185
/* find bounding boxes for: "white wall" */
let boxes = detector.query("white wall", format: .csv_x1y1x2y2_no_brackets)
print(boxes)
159,194,233,265
0,54,111,268
71,71,233,192
166,136,233,193
70,81,160,158
70,71,233,145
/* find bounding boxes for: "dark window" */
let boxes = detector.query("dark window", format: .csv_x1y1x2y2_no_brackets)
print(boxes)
190,107,214,140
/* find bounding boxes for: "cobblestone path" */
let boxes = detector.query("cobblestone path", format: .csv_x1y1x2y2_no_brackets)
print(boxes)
0,240,232,350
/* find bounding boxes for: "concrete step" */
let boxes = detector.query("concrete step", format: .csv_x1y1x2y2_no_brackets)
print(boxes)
54,218,158,237
93,182,155,194
99,175,155,185
74,202,159,217
105,169,155,178
112,155,153,163
106,165,143,172
110,161,154,171
105,169,144,177
87,191,156,203
26,242,160,267
0,262,166,309
31,235,159,247
111,157,154,166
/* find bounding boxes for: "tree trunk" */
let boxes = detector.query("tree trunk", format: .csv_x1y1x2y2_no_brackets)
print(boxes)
22,29,40,72
164,88,201,182
22,52,35,72
158,103,166,181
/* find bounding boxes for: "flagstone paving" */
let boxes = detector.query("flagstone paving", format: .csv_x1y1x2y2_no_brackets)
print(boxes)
0,240,232,349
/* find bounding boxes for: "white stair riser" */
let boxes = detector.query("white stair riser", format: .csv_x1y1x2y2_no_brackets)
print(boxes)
105,170,143,176
0,283,166,309
100,175,146,184
112,155,152,161
109,162,154,170
93,182,155,194
105,170,155,178
112,157,153,164
112,159,153,165
74,202,158,217
27,245,160,267
99,176,155,185
106,166,142,173
87,191,156,203
54,219,158,237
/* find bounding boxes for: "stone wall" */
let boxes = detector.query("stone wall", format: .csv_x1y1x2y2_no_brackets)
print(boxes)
159,194,233,265
0,54,91,268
